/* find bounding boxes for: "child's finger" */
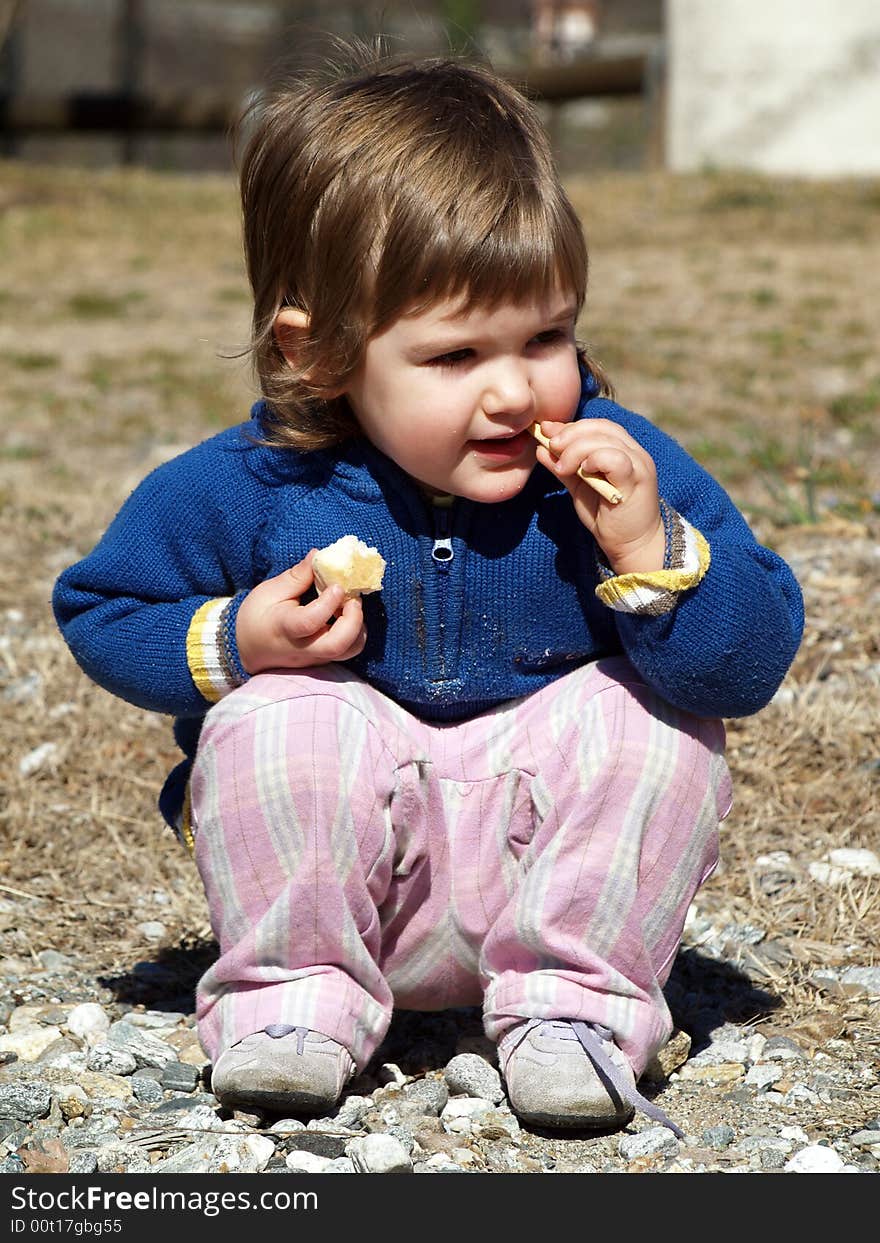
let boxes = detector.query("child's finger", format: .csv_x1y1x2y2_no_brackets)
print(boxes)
305,599,366,659
283,583,348,639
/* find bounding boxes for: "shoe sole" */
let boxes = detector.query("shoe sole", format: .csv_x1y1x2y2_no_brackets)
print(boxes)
512,1103,635,1130
212,1081,341,1115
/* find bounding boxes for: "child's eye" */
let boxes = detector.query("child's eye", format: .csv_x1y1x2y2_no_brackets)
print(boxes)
531,329,566,346
425,348,474,367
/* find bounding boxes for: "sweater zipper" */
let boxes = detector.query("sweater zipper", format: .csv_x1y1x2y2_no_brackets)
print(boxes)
430,503,454,681
431,506,454,567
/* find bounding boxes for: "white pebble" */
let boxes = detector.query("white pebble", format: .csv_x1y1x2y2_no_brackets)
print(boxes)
808,861,851,886
441,1097,494,1121
745,1064,784,1090
784,1144,846,1173
135,921,167,942
619,1127,680,1161
443,1053,505,1104
826,848,880,877
87,1044,138,1076
345,1133,412,1174
18,742,59,777
285,1151,332,1173
66,1003,111,1045
0,1024,63,1061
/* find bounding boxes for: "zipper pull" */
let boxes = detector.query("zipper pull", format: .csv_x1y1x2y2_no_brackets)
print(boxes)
431,504,454,564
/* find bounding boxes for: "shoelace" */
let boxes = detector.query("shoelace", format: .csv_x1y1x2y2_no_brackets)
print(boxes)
521,1019,685,1139
263,1023,309,1054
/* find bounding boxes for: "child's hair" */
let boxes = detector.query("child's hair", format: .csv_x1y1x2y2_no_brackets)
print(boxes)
238,40,611,451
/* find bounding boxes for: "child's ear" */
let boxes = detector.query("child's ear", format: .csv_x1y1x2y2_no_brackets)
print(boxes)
273,307,311,367
273,306,347,399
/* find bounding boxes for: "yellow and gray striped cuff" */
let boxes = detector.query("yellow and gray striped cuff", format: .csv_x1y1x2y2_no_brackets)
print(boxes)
186,598,242,704
595,509,710,616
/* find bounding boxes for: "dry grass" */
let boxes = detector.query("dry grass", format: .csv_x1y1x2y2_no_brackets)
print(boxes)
1,163,878,1045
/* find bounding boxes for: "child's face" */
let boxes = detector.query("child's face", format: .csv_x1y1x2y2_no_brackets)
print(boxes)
342,289,582,502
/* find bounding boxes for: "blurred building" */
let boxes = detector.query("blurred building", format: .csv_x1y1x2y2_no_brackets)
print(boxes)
667,0,880,175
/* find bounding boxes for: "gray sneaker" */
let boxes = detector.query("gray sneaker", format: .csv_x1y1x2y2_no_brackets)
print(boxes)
210,1024,355,1115
499,1019,683,1136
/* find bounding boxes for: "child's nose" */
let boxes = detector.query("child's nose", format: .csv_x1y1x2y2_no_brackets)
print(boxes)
481,361,534,417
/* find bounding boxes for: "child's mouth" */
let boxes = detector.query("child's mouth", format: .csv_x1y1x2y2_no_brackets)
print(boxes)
470,430,531,460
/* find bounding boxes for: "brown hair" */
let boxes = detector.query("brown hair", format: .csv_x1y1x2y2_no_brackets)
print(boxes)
238,41,611,451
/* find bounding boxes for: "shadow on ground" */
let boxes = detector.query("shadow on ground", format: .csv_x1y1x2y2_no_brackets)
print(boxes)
98,940,781,1072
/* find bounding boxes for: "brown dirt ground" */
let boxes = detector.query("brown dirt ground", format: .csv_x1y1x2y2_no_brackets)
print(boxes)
1,164,878,1079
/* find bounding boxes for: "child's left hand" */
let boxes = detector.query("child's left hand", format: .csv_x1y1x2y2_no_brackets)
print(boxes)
536,419,666,575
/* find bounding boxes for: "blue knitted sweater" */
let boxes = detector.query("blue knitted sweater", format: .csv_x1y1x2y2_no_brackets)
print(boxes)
53,374,804,830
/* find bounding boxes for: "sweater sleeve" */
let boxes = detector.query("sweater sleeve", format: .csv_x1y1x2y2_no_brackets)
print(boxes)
52,426,274,718
581,399,805,719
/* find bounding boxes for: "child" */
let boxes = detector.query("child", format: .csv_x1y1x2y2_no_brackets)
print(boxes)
53,46,803,1134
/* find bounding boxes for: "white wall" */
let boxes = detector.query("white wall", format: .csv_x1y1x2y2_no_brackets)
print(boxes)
666,0,880,175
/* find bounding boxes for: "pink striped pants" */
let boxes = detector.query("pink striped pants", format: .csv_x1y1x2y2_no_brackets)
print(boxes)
190,658,731,1076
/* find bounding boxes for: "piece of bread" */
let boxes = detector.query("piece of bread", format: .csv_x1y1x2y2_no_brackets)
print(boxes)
312,535,386,597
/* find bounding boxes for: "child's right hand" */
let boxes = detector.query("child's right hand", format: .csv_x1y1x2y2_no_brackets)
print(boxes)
236,551,367,675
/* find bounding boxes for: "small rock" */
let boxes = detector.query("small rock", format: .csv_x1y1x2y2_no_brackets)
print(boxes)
131,1076,164,1105
55,1084,90,1121
135,921,168,942
322,1157,356,1173
678,1062,745,1085
784,1144,848,1173
154,1134,276,1174
66,1003,110,1045
762,1036,805,1062
0,1082,52,1122
441,1097,494,1122
67,1152,98,1174
106,1020,177,1069
619,1127,681,1161
95,1144,153,1174
160,1061,200,1092
286,1132,349,1159
473,1107,520,1141
86,1045,138,1077
744,1064,785,1091
642,1029,692,1083
702,1124,736,1150
152,1101,225,1131
0,1024,63,1062
329,1094,368,1128
808,861,851,886
268,1118,307,1134
38,950,71,972
403,1078,449,1116
285,1150,332,1173
849,1130,880,1148
689,1040,751,1065
760,1148,788,1170
839,967,880,997
419,1154,466,1172
826,848,880,877
125,1010,188,1030
346,1133,413,1173
444,1054,505,1104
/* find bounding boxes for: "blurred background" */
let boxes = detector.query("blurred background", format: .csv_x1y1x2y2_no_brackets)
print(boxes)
3,0,877,177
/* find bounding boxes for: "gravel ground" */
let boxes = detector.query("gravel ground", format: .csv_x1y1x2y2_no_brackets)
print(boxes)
1,914,878,1177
